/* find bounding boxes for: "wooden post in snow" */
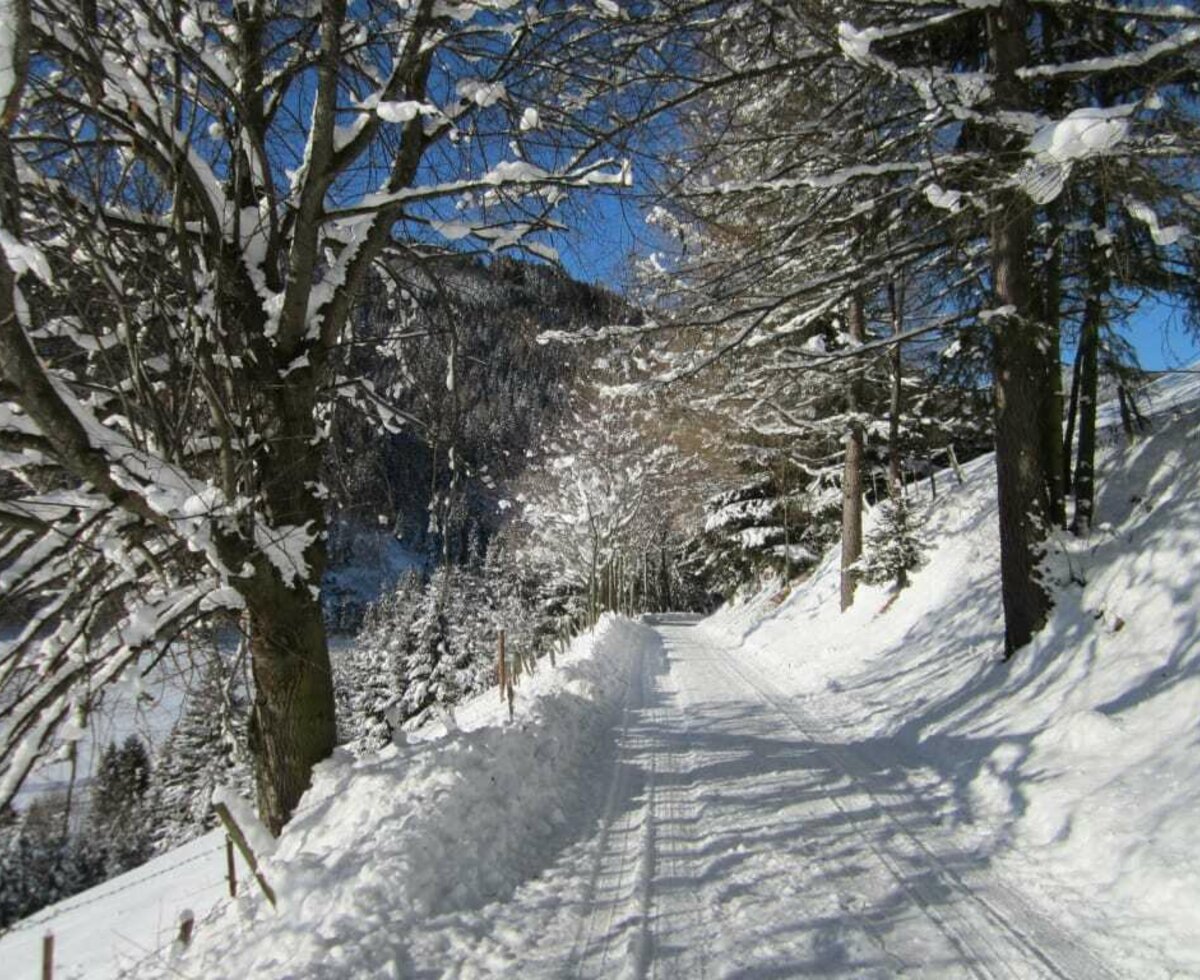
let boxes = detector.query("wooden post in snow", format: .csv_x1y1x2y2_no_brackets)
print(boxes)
947,444,965,485
225,836,237,898
498,629,507,703
213,802,277,908
177,910,195,948
42,933,53,980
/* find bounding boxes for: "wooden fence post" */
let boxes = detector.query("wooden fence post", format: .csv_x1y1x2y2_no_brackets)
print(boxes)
226,836,237,898
213,803,277,908
177,910,195,948
42,932,53,980
497,629,507,703
947,443,965,485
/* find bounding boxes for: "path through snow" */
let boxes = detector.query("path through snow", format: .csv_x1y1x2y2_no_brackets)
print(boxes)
409,617,1113,978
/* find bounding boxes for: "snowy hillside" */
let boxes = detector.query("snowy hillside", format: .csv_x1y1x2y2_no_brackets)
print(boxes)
709,375,1200,974
4,381,1200,977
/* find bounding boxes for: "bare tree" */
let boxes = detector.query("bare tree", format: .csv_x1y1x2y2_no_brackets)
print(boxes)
0,0,685,830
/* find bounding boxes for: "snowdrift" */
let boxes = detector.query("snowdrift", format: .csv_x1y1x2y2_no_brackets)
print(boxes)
138,615,651,978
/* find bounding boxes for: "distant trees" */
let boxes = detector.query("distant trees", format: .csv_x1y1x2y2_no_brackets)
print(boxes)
150,658,253,852
507,376,714,624
0,794,103,929
0,734,156,929
89,736,154,877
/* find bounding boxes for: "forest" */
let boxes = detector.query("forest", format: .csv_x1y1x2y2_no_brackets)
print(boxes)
0,0,1198,944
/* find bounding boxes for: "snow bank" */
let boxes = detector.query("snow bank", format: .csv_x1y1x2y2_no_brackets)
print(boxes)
139,614,650,978
707,374,1200,975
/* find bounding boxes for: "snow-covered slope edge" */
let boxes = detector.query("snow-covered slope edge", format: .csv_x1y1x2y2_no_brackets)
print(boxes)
708,398,1200,975
134,614,649,979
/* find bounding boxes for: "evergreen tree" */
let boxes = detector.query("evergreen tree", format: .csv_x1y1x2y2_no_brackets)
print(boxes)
149,659,252,852
88,736,153,877
0,795,104,929
858,499,926,591
337,571,424,752
398,569,468,726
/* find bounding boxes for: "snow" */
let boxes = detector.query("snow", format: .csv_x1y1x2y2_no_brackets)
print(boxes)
923,183,962,211
485,159,549,184
1018,25,1200,80
212,785,276,860
456,78,507,108
0,831,230,978
180,12,203,42
519,106,540,131
1027,105,1133,163
0,0,17,109
706,373,1200,976
0,230,52,284
1125,198,1189,247
252,520,317,589
376,100,435,123
1018,106,1133,204
7,383,1200,977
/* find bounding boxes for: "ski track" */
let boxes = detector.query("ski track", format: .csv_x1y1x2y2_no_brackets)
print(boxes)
427,618,1119,978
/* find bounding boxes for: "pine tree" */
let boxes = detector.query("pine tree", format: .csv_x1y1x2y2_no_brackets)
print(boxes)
858,499,926,590
149,659,252,852
0,795,104,929
89,736,153,877
398,569,465,726
337,570,424,752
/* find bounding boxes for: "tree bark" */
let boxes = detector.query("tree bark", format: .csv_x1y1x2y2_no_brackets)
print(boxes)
887,280,904,500
988,0,1052,656
840,291,866,612
245,584,336,835
1062,341,1083,496
1071,190,1108,537
1040,216,1066,528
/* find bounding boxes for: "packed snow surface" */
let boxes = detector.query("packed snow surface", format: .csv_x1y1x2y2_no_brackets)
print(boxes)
5,375,1200,977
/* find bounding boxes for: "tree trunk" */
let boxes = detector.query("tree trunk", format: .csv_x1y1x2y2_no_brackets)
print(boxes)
988,0,1052,657
840,291,866,612
246,585,337,835
1040,216,1066,528
887,280,904,500
1062,341,1083,497
1117,384,1146,439
659,539,672,612
1071,191,1107,537
1071,290,1101,536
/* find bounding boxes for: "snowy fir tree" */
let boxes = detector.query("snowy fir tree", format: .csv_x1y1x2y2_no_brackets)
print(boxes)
0,795,103,929
336,571,424,752
857,499,927,591
149,659,253,852
398,569,470,727
88,737,154,877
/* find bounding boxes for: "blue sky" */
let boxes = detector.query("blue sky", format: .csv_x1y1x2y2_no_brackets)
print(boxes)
551,191,1199,374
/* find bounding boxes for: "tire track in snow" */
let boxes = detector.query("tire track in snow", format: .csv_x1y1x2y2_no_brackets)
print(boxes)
568,632,713,980
567,645,654,980
696,625,1118,980
658,623,912,977
643,643,710,979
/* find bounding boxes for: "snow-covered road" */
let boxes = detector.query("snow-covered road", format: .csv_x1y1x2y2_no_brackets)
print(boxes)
421,617,1117,979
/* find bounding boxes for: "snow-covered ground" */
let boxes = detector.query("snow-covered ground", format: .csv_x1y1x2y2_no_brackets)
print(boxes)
4,375,1199,977
0,830,229,977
